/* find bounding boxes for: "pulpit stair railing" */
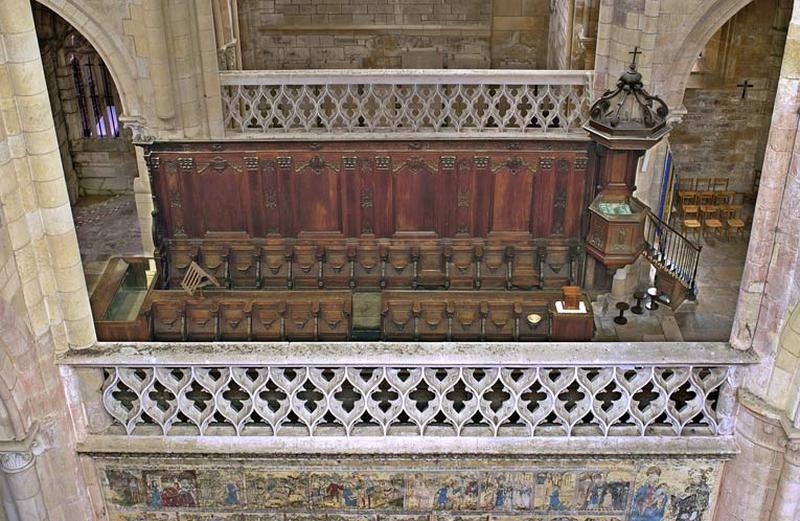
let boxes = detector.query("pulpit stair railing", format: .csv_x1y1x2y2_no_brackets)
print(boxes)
642,211,701,298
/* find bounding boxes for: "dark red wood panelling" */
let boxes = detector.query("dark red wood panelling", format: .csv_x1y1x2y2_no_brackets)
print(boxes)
148,141,590,242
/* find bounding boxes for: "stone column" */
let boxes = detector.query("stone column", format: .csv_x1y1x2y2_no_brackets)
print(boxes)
715,398,786,521
0,452,47,521
731,0,800,391
0,0,95,350
771,442,800,521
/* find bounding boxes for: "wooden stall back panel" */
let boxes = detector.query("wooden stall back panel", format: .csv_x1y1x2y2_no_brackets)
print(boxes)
290,154,344,236
150,143,590,241
488,159,536,234
391,156,440,237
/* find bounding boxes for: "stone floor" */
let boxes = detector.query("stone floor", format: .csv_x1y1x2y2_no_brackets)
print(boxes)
73,194,144,293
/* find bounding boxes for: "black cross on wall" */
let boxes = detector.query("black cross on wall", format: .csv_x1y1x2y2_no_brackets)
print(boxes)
737,79,754,99
629,46,642,67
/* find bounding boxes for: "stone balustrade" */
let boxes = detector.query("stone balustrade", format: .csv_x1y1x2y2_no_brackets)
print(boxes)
61,342,754,442
220,69,593,138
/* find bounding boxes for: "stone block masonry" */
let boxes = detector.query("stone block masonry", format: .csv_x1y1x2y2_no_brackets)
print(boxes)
238,0,551,69
669,0,787,193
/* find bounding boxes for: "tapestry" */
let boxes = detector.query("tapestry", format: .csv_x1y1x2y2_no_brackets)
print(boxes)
100,457,721,521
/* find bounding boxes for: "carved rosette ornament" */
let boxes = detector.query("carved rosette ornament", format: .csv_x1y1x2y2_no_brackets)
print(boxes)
0,451,34,473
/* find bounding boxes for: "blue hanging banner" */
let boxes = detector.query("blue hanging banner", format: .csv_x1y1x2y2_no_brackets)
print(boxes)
657,145,675,223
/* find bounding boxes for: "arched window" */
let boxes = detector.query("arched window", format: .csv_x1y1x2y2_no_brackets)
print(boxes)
64,31,120,138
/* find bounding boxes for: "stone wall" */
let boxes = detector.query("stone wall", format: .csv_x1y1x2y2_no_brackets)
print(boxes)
491,0,550,69
668,0,788,193
238,0,551,69
98,455,725,521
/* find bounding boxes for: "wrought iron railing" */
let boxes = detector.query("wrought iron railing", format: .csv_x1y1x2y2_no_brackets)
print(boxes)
63,342,753,440
219,70,593,138
643,211,702,295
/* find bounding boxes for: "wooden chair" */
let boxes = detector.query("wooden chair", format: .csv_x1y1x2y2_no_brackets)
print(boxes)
721,206,746,241
677,177,698,211
677,176,696,193
711,177,729,192
695,177,712,191
700,205,724,239
678,191,697,209
681,205,702,242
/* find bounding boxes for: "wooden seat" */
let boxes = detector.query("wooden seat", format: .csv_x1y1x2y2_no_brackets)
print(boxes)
508,246,540,289
416,300,451,340
228,245,259,288
322,245,354,288
166,243,198,288
185,301,218,341
449,243,477,289
251,301,286,340
383,245,415,288
218,301,250,340
149,301,185,341
720,207,746,240
381,299,416,340
678,191,697,209
711,177,729,192
198,245,230,288
677,176,696,193
416,244,448,288
478,245,509,289
354,244,381,288
681,205,702,242
293,244,323,288
700,205,723,239
484,301,520,340
451,300,483,340
318,298,351,339
259,244,292,289
284,300,318,339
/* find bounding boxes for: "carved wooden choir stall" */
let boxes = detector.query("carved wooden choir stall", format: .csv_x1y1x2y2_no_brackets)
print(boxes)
90,63,677,342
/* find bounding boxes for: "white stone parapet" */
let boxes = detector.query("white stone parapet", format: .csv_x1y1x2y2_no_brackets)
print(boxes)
63,342,754,439
220,69,594,138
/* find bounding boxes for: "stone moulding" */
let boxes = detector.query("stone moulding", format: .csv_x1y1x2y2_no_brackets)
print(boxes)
61,342,755,441
219,69,594,138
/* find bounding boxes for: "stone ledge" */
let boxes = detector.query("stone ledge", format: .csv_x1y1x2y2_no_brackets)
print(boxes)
59,340,758,367
77,434,739,457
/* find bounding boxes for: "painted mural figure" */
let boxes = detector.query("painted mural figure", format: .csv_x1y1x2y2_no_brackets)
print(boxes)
148,480,161,508
671,469,711,521
343,487,357,507
160,480,197,508
548,484,566,511
630,467,668,521
225,482,239,505
435,485,449,508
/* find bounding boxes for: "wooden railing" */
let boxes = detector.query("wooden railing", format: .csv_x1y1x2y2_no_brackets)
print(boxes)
642,211,702,295
219,69,594,138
